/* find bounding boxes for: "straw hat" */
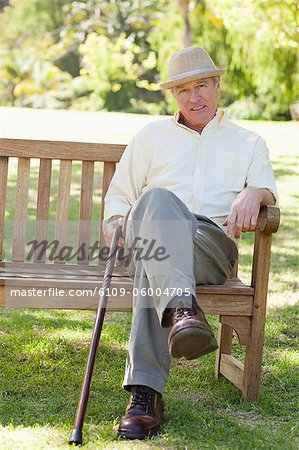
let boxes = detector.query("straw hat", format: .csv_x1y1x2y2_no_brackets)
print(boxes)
160,46,225,90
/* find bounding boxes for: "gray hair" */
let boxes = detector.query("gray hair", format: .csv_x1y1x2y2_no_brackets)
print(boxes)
171,76,220,94
211,76,220,87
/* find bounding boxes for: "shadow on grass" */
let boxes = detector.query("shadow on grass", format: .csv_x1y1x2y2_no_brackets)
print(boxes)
0,305,298,448
273,167,298,179
0,309,129,429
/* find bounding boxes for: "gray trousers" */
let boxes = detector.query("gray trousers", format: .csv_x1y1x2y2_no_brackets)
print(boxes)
121,188,238,394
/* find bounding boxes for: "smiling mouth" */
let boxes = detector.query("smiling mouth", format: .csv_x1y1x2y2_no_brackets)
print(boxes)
191,105,205,111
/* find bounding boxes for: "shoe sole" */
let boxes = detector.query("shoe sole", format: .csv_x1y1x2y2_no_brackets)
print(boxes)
169,325,218,360
117,427,160,440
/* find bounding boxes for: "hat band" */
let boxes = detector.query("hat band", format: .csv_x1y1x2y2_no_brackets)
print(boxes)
169,67,218,81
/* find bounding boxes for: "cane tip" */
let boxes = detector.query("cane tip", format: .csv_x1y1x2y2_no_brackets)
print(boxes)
69,429,83,446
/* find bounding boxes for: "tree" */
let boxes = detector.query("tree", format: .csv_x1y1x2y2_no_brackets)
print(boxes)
0,0,296,118
209,0,298,118
48,0,167,112
177,0,191,47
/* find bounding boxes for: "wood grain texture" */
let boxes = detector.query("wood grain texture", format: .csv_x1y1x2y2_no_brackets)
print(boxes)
1,281,253,327
243,231,273,401
0,275,253,315
78,161,94,264
197,278,254,295
102,162,116,208
256,205,280,234
221,315,252,346
1,261,109,274
12,158,30,262
215,322,233,379
0,157,8,260
229,260,238,278
220,354,244,391
54,160,72,263
35,159,52,262
99,161,117,249
0,138,125,162
251,230,260,288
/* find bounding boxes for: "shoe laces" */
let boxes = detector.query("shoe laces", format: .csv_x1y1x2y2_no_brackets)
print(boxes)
175,306,197,322
129,385,152,412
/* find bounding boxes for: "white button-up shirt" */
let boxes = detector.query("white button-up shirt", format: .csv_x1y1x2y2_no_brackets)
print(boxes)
104,110,278,232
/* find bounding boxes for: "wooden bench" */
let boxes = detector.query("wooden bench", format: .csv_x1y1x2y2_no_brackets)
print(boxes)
0,138,280,401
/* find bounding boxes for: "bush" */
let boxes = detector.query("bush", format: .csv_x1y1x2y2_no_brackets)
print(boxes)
227,97,262,120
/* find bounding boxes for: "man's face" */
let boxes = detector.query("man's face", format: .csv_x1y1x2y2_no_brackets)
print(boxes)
172,78,220,131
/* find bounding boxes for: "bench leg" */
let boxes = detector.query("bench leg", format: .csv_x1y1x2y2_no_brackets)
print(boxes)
215,319,246,395
242,341,263,401
215,314,265,401
215,321,233,378
216,316,261,400
215,320,245,393
242,231,273,401
242,300,267,401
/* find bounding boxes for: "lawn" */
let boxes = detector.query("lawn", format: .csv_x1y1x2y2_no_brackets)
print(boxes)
0,113,298,449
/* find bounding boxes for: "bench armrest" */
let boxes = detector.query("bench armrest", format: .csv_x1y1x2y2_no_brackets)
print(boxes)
256,205,280,234
230,206,280,279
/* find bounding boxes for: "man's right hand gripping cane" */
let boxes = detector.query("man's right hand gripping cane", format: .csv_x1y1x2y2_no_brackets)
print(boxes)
103,215,125,248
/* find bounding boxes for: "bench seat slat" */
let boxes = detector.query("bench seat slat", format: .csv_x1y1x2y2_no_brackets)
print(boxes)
0,261,109,271
0,262,254,294
0,280,253,315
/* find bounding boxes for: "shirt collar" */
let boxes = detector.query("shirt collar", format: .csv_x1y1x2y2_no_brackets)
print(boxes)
173,109,228,135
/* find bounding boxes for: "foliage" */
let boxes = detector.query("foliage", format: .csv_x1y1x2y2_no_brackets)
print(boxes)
210,0,299,119
149,0,186,114
49,0,167,113
0,0,297,118
0,0,70,44
0,0,73,107
0,42,73,108
226,97,261,120
74,31,162,112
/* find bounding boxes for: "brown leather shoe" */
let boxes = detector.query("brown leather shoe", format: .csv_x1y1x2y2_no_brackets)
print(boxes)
168,302,218,360
117,385,164,440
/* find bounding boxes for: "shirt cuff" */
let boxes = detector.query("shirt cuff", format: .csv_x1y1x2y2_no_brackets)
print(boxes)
103,202,131,222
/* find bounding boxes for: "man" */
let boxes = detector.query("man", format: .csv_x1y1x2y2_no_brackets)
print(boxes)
103,47,278,440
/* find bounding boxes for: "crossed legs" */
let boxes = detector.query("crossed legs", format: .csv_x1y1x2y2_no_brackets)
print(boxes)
122,187,237,394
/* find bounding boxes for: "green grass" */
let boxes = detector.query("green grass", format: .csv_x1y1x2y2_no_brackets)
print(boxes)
0,118,298,449
0,309,298,449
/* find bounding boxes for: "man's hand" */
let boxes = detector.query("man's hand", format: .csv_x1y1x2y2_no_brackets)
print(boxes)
103,215,125,248
223,187,271,239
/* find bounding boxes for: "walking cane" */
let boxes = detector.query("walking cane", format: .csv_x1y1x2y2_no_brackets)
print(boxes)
69,225,122,446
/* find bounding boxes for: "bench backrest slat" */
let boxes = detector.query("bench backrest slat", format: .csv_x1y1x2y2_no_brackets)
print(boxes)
54,160,72,264
0,138,127,266
0,156,8,260
101,162,117,220
35,159,52,262
13,158,30,262
78,161,95,264
0,138,125,162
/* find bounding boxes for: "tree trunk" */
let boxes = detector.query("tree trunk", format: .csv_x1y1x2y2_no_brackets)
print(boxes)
177,0,191,47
